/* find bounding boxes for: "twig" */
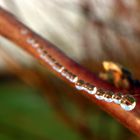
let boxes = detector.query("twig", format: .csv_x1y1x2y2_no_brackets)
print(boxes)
0,47,100,140
0,7,140,136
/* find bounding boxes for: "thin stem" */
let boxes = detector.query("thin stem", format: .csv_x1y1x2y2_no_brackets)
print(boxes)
0,7,140,136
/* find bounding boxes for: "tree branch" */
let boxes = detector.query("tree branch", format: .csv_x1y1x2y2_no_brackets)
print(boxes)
0,7,140,136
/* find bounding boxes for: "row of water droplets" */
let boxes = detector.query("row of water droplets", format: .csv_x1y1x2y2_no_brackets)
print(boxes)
20,28,136,111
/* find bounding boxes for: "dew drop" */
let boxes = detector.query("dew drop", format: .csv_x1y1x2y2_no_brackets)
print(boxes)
61,69,69,77
83,83,97,94
65,71,72,79
103,91,113,102
33,43,40,48
75,80,84,90
21,29,28,35
88,86,97,94
95,89,105,100
27,38,35,45
112,93,122,104
83,83,91,92
120,94,136,111
37,47,43,53
66,73,78,83
69,75,78,83
53,62,64,73
44,55,55,65
40,50,48,59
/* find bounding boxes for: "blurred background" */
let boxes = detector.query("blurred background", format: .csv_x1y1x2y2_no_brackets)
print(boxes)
0,0,140,139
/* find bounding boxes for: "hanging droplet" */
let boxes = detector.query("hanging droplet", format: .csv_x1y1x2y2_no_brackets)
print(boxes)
21,29,28,35
83,83,91,92
37,46,43,53
83,83,97,94
66,73,78,83
120,94,136,111
49,57,56,65
112,93,122,104
53,62,64,73
27,38,39,48
27,38,35,45
95,89,105,100
75,80,84,90
61,69,69,77
103,91,113,102
65,71,72,79
45,55,56,65
88,86,97,94
69,74,78,83
32,42,40,48
40,50,48,59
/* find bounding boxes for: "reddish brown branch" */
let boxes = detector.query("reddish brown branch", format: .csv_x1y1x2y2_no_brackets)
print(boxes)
0,7,140,136
0,47,100,139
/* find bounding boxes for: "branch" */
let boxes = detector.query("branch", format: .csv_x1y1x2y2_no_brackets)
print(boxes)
0,46,101,139
0,7,140,136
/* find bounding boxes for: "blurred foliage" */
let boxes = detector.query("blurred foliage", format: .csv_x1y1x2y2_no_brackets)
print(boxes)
0,80,81,140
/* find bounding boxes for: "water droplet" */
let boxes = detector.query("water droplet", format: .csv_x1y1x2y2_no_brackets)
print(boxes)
103,91,113,102
67,73,78,83
83,83,97,94
120,94,136,111
37,47,43,53
27,38,35,45
61,69,69,77
75,80,84,90
27,38,39,48
53,62,64,72
21,29,28,35
33,43,39,48
69,75,78,83
95,89,105,100
83,83,91,92
65,71,72,79
88,87,97,94
40,50,48,59
44,55,55,65
112,93,122,104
